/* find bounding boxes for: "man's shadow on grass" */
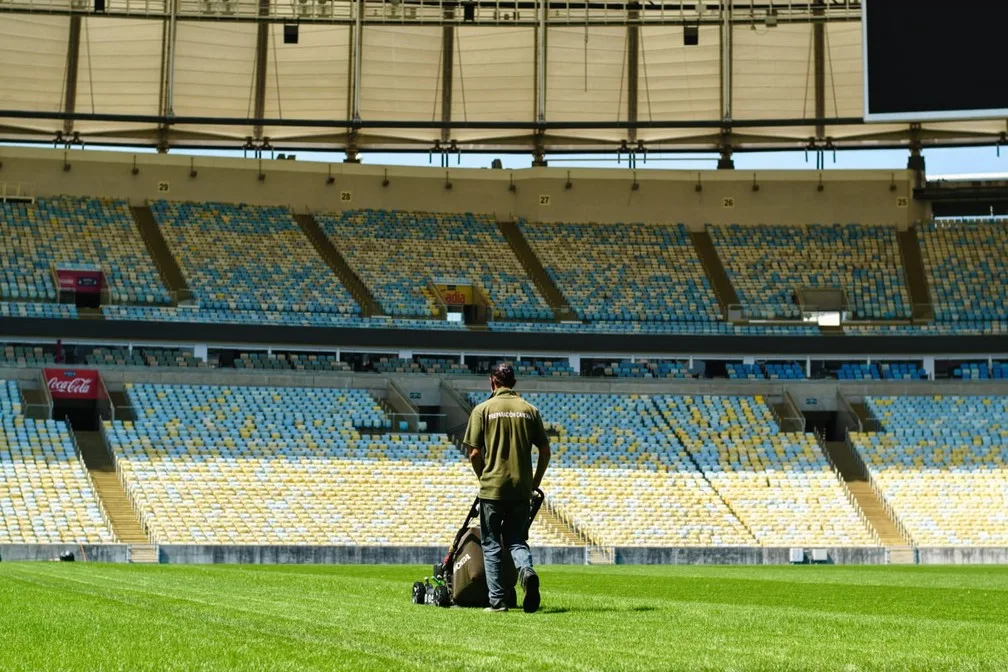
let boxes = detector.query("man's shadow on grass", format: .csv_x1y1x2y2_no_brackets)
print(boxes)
539,605,657,615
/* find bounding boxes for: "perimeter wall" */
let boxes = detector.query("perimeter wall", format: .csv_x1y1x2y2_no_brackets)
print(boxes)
0,146,927,227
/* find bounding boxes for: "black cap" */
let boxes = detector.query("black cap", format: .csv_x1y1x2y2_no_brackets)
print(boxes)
491,361,516,388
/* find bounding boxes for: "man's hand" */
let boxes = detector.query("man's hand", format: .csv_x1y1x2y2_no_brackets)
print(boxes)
467,445,485,479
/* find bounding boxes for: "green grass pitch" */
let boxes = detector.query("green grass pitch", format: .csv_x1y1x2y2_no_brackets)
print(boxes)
0,563,1006,671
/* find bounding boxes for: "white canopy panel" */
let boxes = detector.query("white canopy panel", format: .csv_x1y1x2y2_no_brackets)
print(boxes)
451,27,534,142
0,9,1004,152
636,25,720,142
75,18,163,136
263,23,350,140
173,21,258,139
0,16,68,135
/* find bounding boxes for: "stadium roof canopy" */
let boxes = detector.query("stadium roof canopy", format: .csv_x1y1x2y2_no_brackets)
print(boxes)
0,0,1004,158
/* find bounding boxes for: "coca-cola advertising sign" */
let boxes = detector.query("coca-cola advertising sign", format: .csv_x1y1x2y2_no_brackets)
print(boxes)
44,369,101,400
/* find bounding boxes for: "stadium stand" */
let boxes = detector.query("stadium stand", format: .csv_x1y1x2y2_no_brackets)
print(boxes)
316,210,551,321
83,346,209,368
851,395,1008,546
101,305,465,330
837,363,881,380
482,391,755,547
486,320,821,335
588,359,689,379
764,362,806,380
465,390,874,547
726,363,765,380
1,344,55,367
661,395,877,546
709,223,911,320
518,221,721,328
0,196,170,306
287,353,351,373
151,201,359,321
417,358,473,376
105,383,567,545
1,301,78,319
952,363,990,380
373,357,424,375
918,219,1008,324
0,379,116,543
879,362,928,380
995,362,1008,379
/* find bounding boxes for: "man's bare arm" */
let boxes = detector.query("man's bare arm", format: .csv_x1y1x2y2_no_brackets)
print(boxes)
467,445,485,479
531,443,550,491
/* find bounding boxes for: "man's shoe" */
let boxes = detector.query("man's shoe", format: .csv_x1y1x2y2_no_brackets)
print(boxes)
520,570,541,613
484,604,508,613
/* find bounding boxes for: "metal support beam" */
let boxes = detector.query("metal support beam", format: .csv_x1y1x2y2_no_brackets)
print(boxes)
156,0,179,152
813,0,825,139
441,18,454,145
719,1,732,124
717,1,733,168
251,0,270,141
626,5,639,144
351,0,364,123
62,15,82,137
535,0,546,124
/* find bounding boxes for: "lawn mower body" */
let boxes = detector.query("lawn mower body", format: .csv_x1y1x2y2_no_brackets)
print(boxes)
412,489,544,608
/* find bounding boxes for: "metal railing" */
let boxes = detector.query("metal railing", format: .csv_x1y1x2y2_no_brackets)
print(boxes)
67,416,117,540
845,432,916,548
814,428,881,547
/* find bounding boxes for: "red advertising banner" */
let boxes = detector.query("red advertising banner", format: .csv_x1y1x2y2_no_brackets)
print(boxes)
56,269,104,295
44,368,101,400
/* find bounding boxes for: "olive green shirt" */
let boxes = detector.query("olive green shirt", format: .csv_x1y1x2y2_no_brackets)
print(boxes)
463,388,549,501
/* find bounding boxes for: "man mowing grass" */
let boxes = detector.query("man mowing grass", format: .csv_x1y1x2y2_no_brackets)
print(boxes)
464,361,550,613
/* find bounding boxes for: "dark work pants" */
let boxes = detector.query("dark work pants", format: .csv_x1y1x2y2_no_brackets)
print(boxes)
480,497,533,608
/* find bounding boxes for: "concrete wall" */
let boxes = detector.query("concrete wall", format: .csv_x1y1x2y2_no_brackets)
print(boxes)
0,544,128,563
158,545,586,565
613,546,888,565
917,547,1008,565
0,146,922,227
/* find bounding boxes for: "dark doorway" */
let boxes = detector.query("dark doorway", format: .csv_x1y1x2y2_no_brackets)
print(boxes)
53,399,99,431
804,411,843,441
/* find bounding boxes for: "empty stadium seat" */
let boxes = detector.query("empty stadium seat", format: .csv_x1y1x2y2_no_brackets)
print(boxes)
106,383,569,546
709,223,911,320
918,219,1008,323
152,201,359,321
0,379,116,543
851,395,1008,546
0,196,170,306
520,220,721,326
317,210,550,321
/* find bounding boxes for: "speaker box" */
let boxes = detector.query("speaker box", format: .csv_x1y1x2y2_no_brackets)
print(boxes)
95,0,106,12
684,24,698,46
283,23,299,44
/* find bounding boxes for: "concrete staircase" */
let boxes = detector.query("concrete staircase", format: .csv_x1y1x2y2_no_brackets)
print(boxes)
536,503,587,547
587,546,614,565
129,544,160,564
77,306,105,321
496,220,577,322
74,430,149,545
294,213,383,317
688,230,740,319
130,205,192,305
896,227,935,322
822,440,915,564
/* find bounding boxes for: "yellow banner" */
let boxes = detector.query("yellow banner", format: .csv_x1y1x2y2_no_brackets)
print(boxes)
437,284,473,305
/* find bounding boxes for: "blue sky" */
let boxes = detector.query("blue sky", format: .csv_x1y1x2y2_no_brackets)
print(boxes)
10,142,1008,178
167,145,1008,178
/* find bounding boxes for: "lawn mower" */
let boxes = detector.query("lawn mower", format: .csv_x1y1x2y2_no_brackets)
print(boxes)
411,488,544,608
